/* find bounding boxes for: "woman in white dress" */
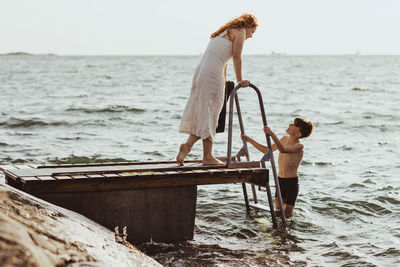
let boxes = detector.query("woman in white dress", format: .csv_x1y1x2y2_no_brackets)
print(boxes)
177,13,258,166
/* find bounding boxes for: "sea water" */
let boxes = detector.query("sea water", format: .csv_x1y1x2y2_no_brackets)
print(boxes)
1,55,399,266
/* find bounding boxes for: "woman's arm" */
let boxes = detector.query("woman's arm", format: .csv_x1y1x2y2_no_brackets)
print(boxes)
231,29,249,87
224,64,227,81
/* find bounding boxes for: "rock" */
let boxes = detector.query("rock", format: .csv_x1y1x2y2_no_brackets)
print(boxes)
0,184,161,267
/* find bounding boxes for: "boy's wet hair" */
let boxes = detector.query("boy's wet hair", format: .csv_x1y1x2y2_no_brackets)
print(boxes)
294,118,313,138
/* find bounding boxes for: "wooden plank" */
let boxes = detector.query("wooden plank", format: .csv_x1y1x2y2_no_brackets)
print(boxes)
36,160,200,169
207,169,224,175
28,165,39,169
118,172,150,177
70,175,90,179
4,175,21,189
20,176,41,182
219,168,239,174
53,175,75,180
2,170,19,180
176,170,197,176
2,166,19,170
162,171,179,175
152,171,167,176
101,173,121,178
6,163,268,194
47,163,259,179
36,176,57,181
32,158,239,173
227,161,260,169
21,170,269,194
190,169,209,174
86,174,105,179
0,165,11,171
119,172,138,177
3,168,43,177
216,156,236,162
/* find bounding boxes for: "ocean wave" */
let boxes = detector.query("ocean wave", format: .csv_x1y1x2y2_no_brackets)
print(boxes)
234,228,258,239
374,247,400,257
0,117,69,128
310,197,392,217
321,121,344,125
374,195,400,205
47,154,132,164
331,145,353,151
0,156,30,164
143,151,164,157
321,248,363,262
362,178,377,184
1,118,109,128
66,105,145,114
348,183,366,188
348,200,392,216
10,158,28,164
314,161,335,166
377,185,394,191
138,241,301,267
352,87,370,91
56,137,83,141
0,142,9,147
362,112,398,120
11,132,35,136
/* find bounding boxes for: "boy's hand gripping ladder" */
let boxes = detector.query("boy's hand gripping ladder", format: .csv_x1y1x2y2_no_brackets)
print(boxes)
226,83,287,228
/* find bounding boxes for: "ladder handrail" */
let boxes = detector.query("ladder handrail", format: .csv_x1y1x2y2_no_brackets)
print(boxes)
226,83,287,227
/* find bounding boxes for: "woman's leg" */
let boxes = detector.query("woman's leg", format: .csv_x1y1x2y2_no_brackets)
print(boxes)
177,134,200,166
202,137,225,165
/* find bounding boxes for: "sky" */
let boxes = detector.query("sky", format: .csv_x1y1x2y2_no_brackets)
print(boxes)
1,0,399,55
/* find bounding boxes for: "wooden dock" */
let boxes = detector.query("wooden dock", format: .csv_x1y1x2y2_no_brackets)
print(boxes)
1,160,269,244
1,160,268,194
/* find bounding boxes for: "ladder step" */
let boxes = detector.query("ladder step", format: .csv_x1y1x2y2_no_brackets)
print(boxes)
249,203,281,213
249,203,271,212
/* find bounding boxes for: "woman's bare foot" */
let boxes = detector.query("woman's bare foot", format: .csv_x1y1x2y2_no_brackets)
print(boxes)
202,156,226,166
177,143,190,166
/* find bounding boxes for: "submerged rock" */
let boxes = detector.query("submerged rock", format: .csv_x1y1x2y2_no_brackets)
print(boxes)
0,184,161,267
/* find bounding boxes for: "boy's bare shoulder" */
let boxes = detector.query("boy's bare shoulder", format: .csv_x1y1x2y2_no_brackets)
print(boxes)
297,143,304,151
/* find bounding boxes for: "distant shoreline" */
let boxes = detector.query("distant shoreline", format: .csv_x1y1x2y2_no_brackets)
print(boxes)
1,52,399,57
1,52,32,56
0,52,56,56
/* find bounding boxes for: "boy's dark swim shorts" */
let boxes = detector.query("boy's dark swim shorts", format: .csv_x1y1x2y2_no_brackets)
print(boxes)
275,177,299,206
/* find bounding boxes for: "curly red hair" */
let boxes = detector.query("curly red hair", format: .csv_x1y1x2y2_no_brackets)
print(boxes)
210,13,258,39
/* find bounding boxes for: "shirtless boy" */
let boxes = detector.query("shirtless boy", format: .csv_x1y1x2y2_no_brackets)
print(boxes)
241,118,313,217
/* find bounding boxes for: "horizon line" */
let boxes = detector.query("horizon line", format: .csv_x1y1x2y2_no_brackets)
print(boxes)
2,52,400,57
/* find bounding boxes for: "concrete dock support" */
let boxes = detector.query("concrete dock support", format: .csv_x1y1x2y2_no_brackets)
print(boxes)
36,186,197,244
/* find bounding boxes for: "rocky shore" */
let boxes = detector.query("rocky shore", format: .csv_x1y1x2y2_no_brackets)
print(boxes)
0,183,161,267
0,52,32,56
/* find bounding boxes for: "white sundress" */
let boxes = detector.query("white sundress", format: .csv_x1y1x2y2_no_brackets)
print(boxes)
179,31,233,141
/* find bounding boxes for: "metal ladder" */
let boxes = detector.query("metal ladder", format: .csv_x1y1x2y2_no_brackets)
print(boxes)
226,83,287,228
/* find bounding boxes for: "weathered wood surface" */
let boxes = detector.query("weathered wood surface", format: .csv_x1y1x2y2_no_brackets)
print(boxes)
1,161,268,194
32,157,236,169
